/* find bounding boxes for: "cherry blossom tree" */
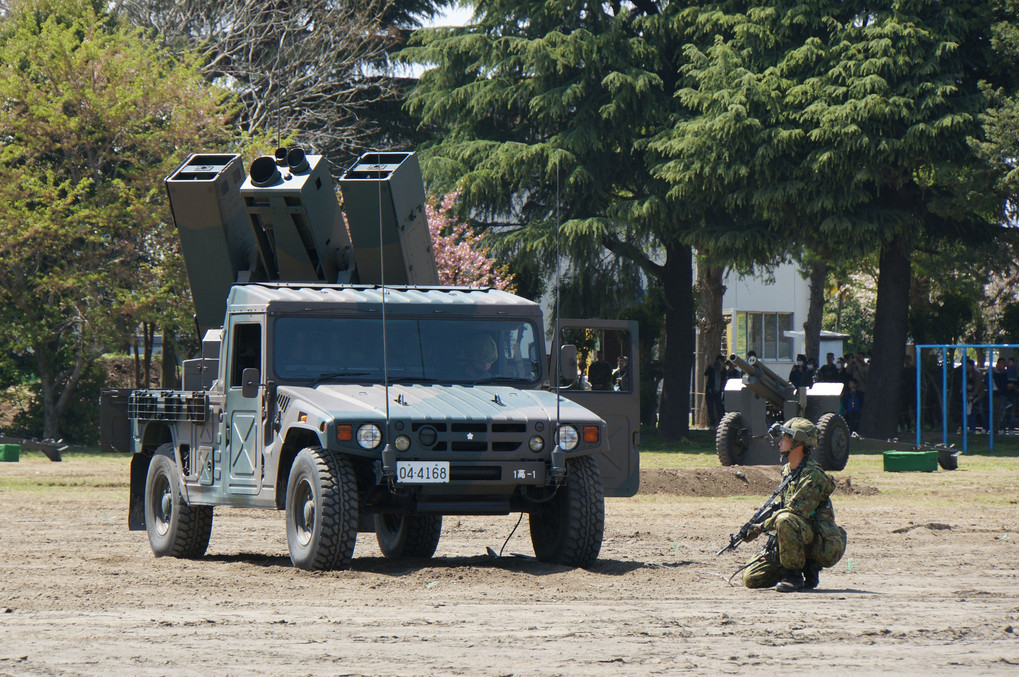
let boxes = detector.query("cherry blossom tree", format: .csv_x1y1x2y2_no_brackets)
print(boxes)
427,193,515,291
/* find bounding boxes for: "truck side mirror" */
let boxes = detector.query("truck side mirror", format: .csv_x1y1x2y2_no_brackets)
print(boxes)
559,344,579,383
241,368,261,399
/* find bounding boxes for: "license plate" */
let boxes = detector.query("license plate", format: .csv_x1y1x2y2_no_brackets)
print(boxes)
396,461,450,484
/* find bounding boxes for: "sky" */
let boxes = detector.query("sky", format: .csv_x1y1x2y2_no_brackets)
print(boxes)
427,3,474,27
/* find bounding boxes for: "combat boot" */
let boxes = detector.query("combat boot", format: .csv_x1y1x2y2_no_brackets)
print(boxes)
775,569,804,593
802,560,820,590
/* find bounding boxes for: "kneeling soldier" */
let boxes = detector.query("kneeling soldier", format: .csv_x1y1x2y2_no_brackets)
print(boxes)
741,417,847,592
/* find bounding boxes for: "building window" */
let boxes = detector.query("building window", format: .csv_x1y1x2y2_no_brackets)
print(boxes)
730,312,792,361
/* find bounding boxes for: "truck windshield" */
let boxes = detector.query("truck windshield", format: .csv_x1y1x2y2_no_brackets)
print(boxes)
272,316,543,385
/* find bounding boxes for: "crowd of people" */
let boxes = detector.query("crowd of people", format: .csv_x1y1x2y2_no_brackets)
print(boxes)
703,348,1019,435
701,350,879,434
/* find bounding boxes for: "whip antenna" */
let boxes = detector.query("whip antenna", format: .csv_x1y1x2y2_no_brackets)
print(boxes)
376,155,395,478
551,155,566,479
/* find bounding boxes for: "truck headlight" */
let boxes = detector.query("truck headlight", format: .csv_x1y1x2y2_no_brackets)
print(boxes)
555,425,579,451
528,435,544,452
356,424,383,449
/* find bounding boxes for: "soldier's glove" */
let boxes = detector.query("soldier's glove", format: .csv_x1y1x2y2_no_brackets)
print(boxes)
743,524,763,542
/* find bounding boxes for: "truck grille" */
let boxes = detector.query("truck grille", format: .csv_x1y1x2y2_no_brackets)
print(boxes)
129,391,208,423
412,421,528,452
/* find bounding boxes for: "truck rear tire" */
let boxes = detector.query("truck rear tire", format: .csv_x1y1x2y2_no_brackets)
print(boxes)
716,411,747,466
285,448,358,571
144,445,213,559
815,413,850,471
529,455,604,567
374,513,442,558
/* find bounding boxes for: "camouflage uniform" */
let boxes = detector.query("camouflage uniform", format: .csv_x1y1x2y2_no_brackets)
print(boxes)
742,456,846,588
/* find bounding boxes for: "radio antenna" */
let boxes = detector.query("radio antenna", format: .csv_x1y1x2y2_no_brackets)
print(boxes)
377,155,395,478
554,157,561,422
551,154,566,479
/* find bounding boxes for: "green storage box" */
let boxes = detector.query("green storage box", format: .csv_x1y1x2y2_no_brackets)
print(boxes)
0,443,20,462
883,450,937,472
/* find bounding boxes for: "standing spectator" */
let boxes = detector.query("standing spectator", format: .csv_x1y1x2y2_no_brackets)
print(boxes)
992,357,1009,433
1006,357,1019,433
703,354,726,428
612,356,630,391
965,360,987,432
804,357,817,387
850,352,869,394
836,356,848,385
816,352,840,383
789,355,807,388
843,378,864,432
587,351,612,391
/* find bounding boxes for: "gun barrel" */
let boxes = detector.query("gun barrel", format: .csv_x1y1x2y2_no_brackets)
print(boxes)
728,354,794,404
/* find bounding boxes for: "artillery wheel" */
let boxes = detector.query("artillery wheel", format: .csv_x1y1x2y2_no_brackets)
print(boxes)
815,413,850,471
374,513,442,559
716,412,747,466
285,447,359,571
529,455,604,567
144,444,213,559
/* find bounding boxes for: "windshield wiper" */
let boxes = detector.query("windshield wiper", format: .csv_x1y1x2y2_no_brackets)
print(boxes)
312,371,371,386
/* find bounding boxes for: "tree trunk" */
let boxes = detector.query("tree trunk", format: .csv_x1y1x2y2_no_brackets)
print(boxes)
803,260,828,366
142,322,155,388
861,237,911,438
695,262,726,428
657,242,695,441
161,328,179,389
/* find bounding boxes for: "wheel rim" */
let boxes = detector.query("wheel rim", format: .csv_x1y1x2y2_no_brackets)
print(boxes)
830,426,849,459
294,477,315,547
152,471,172,537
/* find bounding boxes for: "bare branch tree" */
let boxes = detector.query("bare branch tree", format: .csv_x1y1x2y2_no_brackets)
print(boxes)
114,0,403,166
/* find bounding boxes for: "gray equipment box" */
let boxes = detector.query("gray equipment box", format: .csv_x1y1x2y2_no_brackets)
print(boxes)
339,152,439,286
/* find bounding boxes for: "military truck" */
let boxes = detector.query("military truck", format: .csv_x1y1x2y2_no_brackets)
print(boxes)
101,149,638,570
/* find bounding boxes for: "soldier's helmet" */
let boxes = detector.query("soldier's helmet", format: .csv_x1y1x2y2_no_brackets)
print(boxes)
466,334,498,363
780,417,818,448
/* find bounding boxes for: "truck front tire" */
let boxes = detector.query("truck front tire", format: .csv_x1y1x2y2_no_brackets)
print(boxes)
285,448,358,571
529,455,604,567
374,513,442,558
144,445,213,559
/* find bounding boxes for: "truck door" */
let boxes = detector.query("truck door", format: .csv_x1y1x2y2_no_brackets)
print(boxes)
224,317,263,495
554,320,640,497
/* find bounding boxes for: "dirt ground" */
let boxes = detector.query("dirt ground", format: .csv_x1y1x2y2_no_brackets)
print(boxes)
1,455,1018,676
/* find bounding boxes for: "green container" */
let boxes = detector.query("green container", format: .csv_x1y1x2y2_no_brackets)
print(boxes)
0,443,20,462
883,450,937,472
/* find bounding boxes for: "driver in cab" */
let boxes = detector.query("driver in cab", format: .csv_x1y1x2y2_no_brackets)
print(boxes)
461,334,498,381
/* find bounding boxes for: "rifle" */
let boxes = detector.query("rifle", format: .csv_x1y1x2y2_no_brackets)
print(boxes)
716,463,805,556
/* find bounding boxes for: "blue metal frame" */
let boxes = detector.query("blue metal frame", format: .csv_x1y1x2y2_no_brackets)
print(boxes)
914,344,1019,453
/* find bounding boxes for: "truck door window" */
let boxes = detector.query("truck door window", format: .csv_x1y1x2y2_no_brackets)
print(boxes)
560,327,633,393
230,323,262,387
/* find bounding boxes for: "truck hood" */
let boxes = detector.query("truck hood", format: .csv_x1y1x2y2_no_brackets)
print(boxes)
283,383,602,424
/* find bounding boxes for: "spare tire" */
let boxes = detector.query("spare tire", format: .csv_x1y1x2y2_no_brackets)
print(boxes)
815,413,850,471
716,411,747,466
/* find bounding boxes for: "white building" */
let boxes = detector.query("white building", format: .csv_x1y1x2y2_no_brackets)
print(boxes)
717,263,846,375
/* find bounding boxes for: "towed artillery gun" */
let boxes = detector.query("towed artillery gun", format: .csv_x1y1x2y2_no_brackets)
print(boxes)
716,354,849,470
101,148,639,570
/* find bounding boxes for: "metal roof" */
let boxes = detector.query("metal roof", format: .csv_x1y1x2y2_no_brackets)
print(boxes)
225,283,540,316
